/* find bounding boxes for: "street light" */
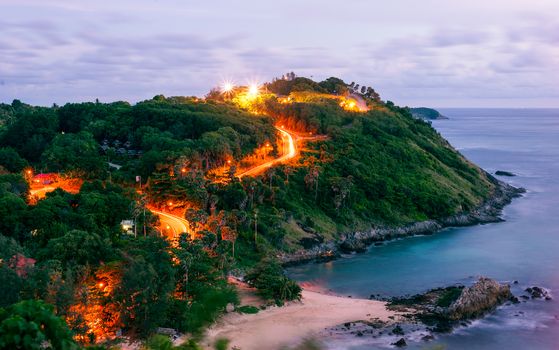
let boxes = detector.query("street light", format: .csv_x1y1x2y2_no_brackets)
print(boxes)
248,84,259,97
222,82,234,93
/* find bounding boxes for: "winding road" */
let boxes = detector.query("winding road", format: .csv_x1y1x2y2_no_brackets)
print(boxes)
151,126,328,239
149,208,190,241
29,127,320,240
152,126,315,239
237,126,296,178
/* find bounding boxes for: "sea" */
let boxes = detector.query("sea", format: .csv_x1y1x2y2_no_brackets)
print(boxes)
288,108,559,349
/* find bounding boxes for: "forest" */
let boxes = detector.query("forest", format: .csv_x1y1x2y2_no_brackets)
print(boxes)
0,75,494,349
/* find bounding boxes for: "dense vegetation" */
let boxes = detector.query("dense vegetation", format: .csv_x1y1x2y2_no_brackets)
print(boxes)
410,107,446,120
0,75,494,348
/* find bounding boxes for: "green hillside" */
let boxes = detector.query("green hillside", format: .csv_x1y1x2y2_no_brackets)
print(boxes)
0,75,496,343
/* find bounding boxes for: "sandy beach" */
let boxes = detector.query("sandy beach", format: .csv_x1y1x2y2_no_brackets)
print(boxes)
202,289,399,350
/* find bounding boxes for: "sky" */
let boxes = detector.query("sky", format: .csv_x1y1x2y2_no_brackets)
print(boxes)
1,0,559,107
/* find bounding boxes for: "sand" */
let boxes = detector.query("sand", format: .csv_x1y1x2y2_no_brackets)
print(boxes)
202,289,399,350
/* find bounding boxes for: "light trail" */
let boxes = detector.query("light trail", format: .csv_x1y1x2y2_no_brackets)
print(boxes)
237,126,297,178
149,209,190,240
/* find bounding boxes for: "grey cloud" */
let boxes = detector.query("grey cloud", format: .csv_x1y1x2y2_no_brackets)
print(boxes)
429,29,490,47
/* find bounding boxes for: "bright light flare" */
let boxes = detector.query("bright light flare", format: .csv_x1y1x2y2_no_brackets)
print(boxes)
248,84,259,97
222,82,234,93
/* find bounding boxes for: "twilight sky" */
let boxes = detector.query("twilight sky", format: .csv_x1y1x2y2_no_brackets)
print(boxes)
1,0,559,107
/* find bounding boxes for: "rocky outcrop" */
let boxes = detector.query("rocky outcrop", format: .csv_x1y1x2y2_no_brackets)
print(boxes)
388,278,521,333
280,177,525,266
495,170,516,177
525,286,552,300
447,277,512,320
392,338,407,347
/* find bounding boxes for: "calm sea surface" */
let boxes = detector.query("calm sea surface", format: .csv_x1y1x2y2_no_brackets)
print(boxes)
288,109,559,349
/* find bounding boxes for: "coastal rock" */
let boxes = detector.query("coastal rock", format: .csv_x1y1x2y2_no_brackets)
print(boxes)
339,238,367,253
447,277,512,320
495,170,516,177
278,178,525,266
392,338,407,347
525,286,552,300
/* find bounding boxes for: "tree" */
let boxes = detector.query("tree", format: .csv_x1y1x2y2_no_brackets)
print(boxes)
0,266,22,308
39,230,113,269
0,148,28,173
0,300,78,350
330,176,354,213
114,237,175,337
245,258,301,302
42,132,104,178
170,237,238,334
0,193,27,239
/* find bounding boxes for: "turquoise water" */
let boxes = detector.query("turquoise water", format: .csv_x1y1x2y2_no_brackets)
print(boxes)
288,109,559,349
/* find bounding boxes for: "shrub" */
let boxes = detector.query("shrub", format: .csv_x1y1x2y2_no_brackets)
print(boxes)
245,258,302,302
236,305,259,314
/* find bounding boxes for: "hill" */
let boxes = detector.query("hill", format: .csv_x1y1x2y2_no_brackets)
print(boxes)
410,107,448,120
0,75,511,344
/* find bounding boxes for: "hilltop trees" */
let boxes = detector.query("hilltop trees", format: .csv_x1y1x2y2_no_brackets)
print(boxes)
43,132,105,178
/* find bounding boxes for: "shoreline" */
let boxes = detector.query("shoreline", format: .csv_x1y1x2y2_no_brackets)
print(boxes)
200,176,524,350
202,289,401,350
279,175,525,266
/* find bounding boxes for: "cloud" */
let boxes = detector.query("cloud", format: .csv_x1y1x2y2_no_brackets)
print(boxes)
1,1,559,107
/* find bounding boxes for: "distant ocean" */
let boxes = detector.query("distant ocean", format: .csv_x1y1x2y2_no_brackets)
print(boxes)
288,109,559,349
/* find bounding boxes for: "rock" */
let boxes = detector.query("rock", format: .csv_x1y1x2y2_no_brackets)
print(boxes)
495,170,516,177
339,239,367,253
392,338,407,347
278,179,525,267
156,327,177,336
226,303,235,313
422,334,435,341
525,286,552,300
392,325,405,335
447,277,512,320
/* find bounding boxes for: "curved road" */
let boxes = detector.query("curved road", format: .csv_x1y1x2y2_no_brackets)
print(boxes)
150,208,190,240
29,186,56,199
237,126,296,178
152,126,324,240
